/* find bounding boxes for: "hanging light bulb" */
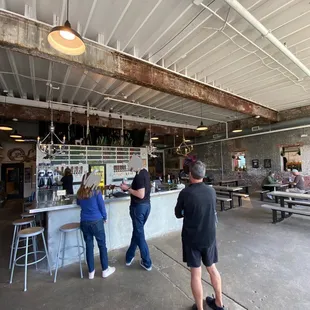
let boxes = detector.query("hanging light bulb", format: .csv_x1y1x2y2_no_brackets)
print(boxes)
47,0,85,55
196,104,208,131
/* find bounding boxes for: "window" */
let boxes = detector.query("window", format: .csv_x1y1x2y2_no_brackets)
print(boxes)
281,146,302,171
232,152,246,171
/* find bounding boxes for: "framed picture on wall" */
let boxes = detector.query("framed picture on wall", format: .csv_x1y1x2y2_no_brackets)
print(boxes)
252,159,259,168
264,159,271,169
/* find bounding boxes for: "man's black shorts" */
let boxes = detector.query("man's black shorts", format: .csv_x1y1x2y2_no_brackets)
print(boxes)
183,240,218,268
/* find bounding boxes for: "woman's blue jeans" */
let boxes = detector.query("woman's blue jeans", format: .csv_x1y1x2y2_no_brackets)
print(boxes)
126,203,152,268
80,219,108,272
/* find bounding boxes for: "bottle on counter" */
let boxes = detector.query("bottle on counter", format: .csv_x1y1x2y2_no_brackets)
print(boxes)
167,174,171,184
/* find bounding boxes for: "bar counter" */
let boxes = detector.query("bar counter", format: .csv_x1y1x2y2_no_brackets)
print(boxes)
30,190,183,269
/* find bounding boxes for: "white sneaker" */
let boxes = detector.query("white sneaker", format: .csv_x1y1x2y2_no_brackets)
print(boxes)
140,260,152,271
126,257,134,266
89,270,95,280
102,266,116,278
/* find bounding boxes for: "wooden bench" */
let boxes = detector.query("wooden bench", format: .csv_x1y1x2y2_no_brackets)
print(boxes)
261,204,310,223
255,190,269,201
233,193,249,206
216,191,248,207
216,197,232,211
284,199,310,208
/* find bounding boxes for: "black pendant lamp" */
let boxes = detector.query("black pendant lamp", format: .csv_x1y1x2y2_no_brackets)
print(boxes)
196,103,208,131
48,0,85,56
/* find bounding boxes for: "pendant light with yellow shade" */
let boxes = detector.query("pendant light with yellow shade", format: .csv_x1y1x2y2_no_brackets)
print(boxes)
48,0,85,56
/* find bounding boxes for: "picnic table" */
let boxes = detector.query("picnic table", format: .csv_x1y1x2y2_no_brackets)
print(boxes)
219,179,243,186
269,191,310,219
263,183,289,192
213,185,243,209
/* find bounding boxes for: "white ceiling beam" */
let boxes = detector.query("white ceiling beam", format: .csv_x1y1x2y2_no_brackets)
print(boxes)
263,92,310,108
104,97,223,124
133,93,175,114
212,9,310,80
166,0,253,68
115,85,142,111
53,13,60,26
121,90,166,114
70,70,88,103
77,22,82,35
151,10,216,64
159,58,165,67
159,98,188,110
82,0,97,37
97,33,105,45
0,73,8,90
243,67,310,98
92,77,117,106
196,50,254,82
106,0,133,45
224,44,310,88
122,0,163,52
81,75,103,104
251,83,308,102
100,82,129,109
249,82,301,102
32,0,37,19
240,77,292,97
116,40,121,51
227,49,310,91
192,2,309,80
95,79,121,108
28,56,37,100
24,2,38,20
183,1,301,80
223,0,310,78
58,66,71,102
1,96,197,129
141,3,193,58
6,50,24,98
117,86,149,113
177,36,229,73
0,0,6,9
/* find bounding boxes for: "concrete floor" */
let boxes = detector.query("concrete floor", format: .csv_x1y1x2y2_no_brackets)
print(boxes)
0,197,310,310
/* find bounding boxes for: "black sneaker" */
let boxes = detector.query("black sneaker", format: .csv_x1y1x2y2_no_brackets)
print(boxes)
206,296,224,310
192,304,198,310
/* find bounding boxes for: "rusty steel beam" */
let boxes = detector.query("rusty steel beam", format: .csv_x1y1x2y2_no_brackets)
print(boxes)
279,105,310,122
0,11,278,121
0,102,197,136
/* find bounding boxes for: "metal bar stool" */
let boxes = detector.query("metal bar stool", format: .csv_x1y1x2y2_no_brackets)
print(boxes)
9,218,36,270
22,210,43,227
10,226,52,291
53,222,85,283
21,212,34,218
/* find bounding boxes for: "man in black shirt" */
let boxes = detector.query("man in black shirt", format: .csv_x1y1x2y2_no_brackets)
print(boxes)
175,161,224,310
120,155,152,271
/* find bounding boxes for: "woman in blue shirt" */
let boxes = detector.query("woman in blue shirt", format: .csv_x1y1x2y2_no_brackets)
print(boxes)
77,179,115,279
